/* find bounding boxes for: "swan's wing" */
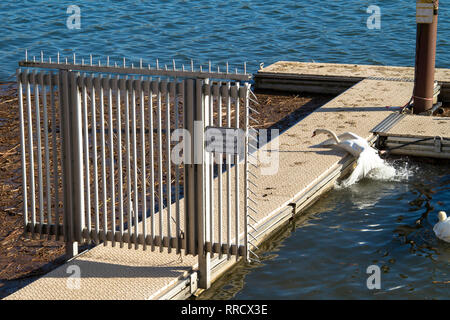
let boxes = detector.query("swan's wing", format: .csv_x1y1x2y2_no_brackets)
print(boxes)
319,132,367,147
337,132,361,141
334,140,365,157
330,142,354,155
317,137,337,147
434,221,450,242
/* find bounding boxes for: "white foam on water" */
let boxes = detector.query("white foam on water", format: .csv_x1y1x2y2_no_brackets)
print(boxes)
336,148,416,188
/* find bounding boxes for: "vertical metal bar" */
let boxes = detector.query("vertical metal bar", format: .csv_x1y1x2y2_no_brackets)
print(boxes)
208,81,214,251
57,72,65,242
184,79,195,255
50,72,60,239
108,76,115,246
174,79,180,254
99,77,108,244
148,81,156,251
139,79,147,250
165,82,172,252
34,72,45,238
226,82,231,258
217,83,223,258
117,77,125,247
131,78,139,249
91,76,100,244
17,70,29,233
235,82,240,259
244,83,250,261
156,79,164,252
81,74,91,242
60,70,74,245
125,78,133,249
203,80,211,254
70,71,84,244
24,71,32,228
40,74,52,233
196,78,210,289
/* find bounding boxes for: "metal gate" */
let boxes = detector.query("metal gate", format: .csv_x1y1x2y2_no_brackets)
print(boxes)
17,54,259,286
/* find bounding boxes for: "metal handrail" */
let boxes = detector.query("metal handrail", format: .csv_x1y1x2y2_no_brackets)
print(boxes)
19,60,252,81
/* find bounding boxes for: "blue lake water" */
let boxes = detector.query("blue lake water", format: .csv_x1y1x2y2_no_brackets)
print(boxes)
199,159,450,300
1,0,450,82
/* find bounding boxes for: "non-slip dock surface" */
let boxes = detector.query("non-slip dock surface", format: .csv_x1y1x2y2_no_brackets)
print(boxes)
251,79,412,225
382,115,450,139
258,61,450,82
255,62,450,101
5,70,418,300
373,114,450,159
5,245,196,300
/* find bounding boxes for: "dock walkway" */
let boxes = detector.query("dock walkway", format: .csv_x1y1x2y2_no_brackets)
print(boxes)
5,62,449,300
255,61,450,101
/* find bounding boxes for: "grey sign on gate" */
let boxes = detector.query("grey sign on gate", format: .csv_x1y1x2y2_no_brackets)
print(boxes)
205,126,245,156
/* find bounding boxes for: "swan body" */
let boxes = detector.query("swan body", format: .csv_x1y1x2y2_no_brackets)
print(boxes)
434,211,450,243
312,129,395,186
312,129,369,157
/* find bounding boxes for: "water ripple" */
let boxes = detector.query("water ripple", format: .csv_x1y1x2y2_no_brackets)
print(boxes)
199,159,450,300
1,0,449,81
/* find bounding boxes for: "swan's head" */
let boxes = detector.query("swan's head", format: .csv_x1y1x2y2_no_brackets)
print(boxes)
312,129,330,138
438,211,447,222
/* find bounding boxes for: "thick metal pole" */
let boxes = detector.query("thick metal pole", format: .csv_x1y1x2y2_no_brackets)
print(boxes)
70,72,84,245
414,0,439,114
195,78,210,289
184,79,196,256
60,70,78,258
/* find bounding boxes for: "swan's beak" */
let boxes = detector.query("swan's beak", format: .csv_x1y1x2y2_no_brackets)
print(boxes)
311,132,316,138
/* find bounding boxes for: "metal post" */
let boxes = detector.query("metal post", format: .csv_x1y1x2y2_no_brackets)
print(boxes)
184,79,196,256
195,78,210,289
413,0,439,114
69,72,85,245
16,69,29,236
59,70,80,258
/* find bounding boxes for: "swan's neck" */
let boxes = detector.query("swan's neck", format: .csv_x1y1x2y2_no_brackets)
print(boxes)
324,130,340,143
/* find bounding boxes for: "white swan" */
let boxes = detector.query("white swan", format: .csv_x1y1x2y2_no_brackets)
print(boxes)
312,129,396,186
312,129,370,157
434,211,450,243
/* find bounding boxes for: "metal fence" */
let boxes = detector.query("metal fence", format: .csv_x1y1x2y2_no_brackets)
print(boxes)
17,56,258,270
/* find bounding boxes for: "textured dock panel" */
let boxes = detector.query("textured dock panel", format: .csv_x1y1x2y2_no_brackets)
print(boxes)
381,115,450,139
255,62,450,101
257,61,450,82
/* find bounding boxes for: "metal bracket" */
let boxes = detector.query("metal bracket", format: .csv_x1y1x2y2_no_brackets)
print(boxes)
419,102,443,116
434,136,443,153
190,272,198,294
288,202,298,220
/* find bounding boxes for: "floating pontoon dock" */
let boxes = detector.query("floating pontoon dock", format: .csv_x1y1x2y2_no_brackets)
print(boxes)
5,62,450,300
254,61,450,101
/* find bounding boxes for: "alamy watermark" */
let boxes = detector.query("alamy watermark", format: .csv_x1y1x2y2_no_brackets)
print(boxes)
67,5,81,30
366,265,381,290
367,5,381,30
66,265,81,290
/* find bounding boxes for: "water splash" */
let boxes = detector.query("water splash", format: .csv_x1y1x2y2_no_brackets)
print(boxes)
337,149,416,188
